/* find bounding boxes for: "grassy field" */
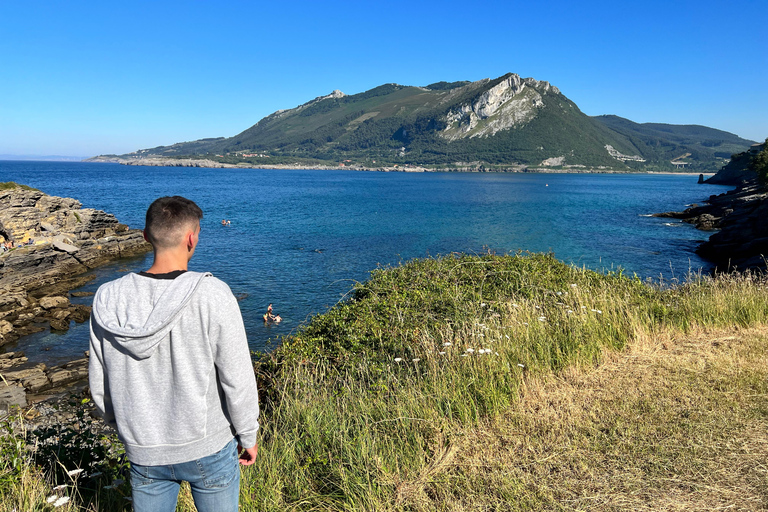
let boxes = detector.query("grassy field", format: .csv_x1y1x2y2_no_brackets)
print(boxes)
2,253,767,510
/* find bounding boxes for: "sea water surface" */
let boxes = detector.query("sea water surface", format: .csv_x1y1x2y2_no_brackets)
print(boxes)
0,161,731,363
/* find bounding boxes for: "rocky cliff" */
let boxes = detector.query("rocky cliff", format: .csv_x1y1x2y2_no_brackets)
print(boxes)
0,184,151,409
654,179,768,271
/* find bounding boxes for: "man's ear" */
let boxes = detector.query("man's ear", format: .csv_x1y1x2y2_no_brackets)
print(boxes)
143,230,149,243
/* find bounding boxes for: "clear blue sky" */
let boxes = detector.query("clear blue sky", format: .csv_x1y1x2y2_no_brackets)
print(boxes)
1,0,766,157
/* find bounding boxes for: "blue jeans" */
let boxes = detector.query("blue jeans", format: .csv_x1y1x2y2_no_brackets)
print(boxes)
129,438,240,512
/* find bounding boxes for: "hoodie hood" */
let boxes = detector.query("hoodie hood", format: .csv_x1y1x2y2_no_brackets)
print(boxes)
91,271,211,359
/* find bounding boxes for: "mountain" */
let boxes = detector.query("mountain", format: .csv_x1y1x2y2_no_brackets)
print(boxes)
592,116,756,171
99,73,756,171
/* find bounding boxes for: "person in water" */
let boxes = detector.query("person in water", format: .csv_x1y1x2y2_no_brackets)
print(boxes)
263,303,281,323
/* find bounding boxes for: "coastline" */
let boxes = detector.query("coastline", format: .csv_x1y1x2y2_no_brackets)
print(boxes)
85,155,715,176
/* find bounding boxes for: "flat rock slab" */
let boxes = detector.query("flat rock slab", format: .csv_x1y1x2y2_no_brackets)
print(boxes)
52,239,79,253
0,382,27,409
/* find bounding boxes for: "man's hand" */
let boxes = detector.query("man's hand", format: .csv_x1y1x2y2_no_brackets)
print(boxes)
238,443,258,466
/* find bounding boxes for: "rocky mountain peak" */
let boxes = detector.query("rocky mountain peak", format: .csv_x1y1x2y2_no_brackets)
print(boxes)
440,74,557,141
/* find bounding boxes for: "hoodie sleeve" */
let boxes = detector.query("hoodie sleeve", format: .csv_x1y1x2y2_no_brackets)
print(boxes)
88,317,117,429
207,281,260,449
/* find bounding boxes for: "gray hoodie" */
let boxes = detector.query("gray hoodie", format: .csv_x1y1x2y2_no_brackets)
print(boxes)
89,271,260,466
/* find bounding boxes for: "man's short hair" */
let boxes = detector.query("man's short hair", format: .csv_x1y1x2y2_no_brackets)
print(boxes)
144,196,203,250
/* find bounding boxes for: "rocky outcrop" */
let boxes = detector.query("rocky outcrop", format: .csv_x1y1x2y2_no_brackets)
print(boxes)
0,185,150,295
440,74,558,141
0,184,150,404
704,152,756,185
654,179,768,271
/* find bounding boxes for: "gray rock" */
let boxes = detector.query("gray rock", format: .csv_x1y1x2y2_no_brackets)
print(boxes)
0,382,26,409
40,296,69,309
52,239,79,253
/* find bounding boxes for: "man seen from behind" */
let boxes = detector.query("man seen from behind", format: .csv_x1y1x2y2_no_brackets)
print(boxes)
89,196,259,511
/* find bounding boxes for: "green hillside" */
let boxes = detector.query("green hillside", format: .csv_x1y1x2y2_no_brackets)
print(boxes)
593,115,756,171
111,74,755,171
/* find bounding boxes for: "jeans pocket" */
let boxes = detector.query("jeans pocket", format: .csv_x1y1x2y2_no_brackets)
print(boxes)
197,439,239,489
129,463,155,487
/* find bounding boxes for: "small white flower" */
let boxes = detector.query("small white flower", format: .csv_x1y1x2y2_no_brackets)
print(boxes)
523,322,529,326
478,333,484,337
53,496,70,507
557,291,563,296
512,303,519,308
53,484,67,491
466,348,475,353
581,306,587,309
394,358,402,362
538,316,546,322
567,310,574,314
480,302,487,307
591,309,603,314
47,496,58,504
461,354,468,357
570,284,577,288
535,305,541,309
556,302,564,305
412,358,421,363
443,342,452,347
518,363,525,368
67,468,84,477
505,334,510,339
438,351,446,355
495,352,499,356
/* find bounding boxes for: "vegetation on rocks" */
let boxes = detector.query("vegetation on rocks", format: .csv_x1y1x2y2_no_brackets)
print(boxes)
3,253,768,510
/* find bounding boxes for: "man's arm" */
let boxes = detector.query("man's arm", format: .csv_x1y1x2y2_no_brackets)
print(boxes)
88,319,116,428
208,283,260,450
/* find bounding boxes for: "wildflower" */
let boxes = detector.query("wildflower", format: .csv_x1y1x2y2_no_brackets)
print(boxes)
47,496,58,504
67,468,84,477
570,284,577,288
478,333,484,337
481,302,487,307
581,306,586,309
443,342,452,347
511,303,519,308
53,497,70,507
556,302,564,305
461,354,468,357
394,358,402,362
567,310,574,314
535,305,541,309
412,358,421,363
518,363,525,368
466,348,475,353
495,352,499,356
590,309,603,314
538,316,546,322
53,484,67,491
523,322,529,326
505,334,510,339
439,351,446,355
557,291,563,296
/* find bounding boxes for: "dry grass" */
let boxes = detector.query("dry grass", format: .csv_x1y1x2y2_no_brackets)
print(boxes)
420,326,768,511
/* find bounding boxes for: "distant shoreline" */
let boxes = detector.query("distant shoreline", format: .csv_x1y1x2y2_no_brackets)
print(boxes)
84,156,715,176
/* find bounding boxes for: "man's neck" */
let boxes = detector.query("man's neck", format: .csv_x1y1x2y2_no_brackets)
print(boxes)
146,251,190,274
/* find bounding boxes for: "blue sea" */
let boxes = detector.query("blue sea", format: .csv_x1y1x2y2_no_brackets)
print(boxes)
0,161,731,364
